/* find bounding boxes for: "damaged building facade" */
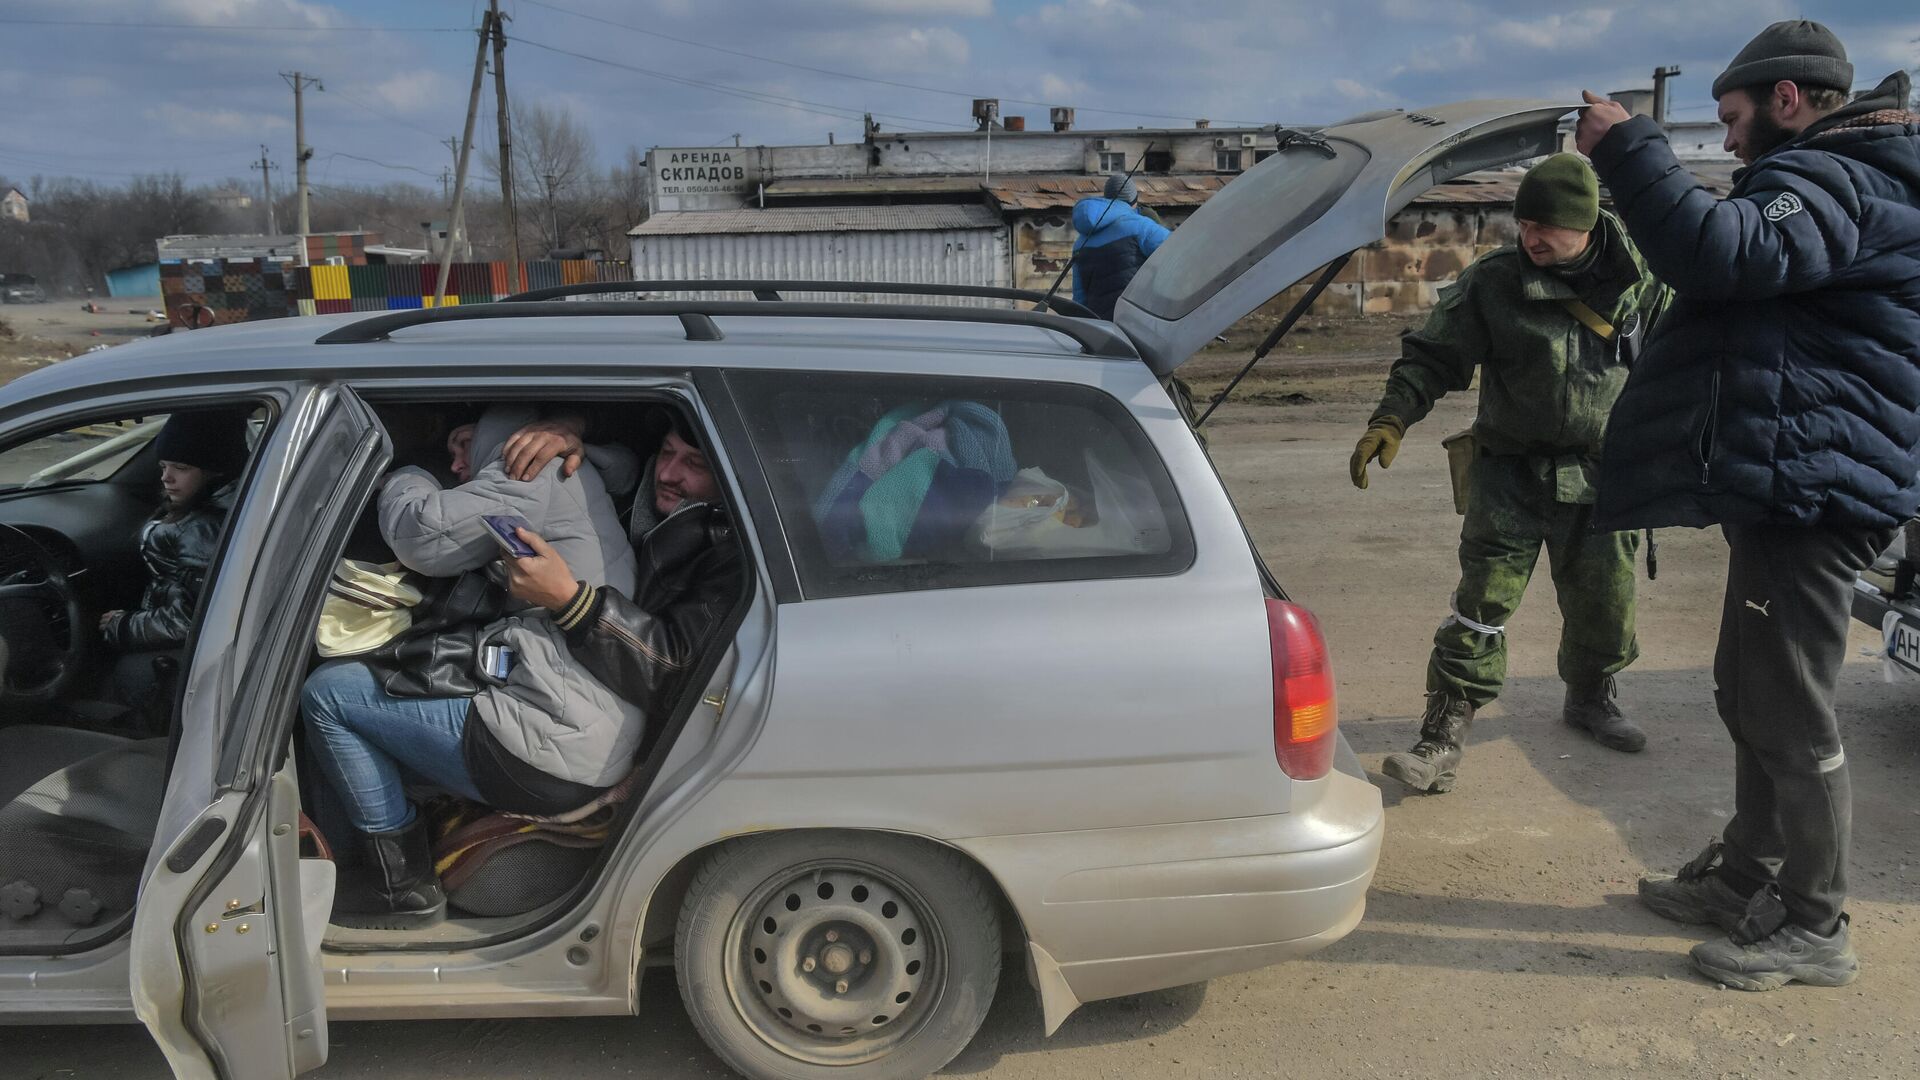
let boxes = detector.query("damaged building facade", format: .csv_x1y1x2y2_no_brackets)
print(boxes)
634,97,1730,316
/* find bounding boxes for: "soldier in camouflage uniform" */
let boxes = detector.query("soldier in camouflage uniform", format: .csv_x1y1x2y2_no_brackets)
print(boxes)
1349,154,1672,794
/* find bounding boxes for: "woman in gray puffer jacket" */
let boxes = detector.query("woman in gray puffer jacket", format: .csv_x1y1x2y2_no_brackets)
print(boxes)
99,408,252,719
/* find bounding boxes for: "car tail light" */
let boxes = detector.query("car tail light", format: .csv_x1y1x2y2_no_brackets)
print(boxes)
1267,598,1337,780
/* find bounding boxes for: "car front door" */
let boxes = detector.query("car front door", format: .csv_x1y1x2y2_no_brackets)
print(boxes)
131,382,388,1079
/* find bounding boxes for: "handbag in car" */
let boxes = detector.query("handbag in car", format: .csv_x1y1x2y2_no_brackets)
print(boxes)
314,560,424,658
359,569,513,698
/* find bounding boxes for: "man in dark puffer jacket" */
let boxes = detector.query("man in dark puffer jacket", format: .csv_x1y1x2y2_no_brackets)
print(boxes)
1577,20,1920,991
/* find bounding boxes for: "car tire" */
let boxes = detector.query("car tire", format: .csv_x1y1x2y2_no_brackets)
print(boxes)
675,831,1001,1080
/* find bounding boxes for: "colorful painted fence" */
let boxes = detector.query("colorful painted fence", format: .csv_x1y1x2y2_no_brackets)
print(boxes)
160,259,632,327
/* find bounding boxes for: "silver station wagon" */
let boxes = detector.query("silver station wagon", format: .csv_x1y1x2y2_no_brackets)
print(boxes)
0,100,1568,1079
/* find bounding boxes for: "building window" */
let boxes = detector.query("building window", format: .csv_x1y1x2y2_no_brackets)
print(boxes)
1143,150,1173,174
1215,149,1243,171
1253,149,1277,163
1098,151,1126,173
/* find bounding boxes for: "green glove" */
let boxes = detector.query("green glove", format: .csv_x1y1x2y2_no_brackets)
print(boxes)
1350,416,1405,490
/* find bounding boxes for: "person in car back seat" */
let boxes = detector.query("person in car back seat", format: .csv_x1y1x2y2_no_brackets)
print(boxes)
300,403,639,928
503,415,743,725
97,407,251,723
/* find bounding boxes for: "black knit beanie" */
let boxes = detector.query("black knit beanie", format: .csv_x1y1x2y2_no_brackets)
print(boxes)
1514,154,1599,232
1712,20,1852,99
153,407,252,476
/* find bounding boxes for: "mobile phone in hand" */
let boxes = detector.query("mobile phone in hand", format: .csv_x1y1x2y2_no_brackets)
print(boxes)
481,514,537,559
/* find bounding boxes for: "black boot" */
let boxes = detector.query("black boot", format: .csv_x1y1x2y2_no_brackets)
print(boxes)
331,812,445,929
1380,693,1474,794
1564,676,1646,753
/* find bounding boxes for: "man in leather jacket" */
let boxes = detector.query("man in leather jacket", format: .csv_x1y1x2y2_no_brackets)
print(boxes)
504,416,742,722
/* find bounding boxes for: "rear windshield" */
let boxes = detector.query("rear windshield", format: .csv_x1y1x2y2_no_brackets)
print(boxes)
727,370,1194,598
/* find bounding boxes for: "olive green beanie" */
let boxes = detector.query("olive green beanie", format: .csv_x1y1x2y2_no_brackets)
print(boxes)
1514,154,1600,232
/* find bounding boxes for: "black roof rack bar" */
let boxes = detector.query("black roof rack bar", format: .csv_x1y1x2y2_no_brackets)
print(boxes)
311,300,1138,359
501,278,1099,319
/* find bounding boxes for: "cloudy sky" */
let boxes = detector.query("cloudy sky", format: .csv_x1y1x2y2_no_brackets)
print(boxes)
0,0,1914,194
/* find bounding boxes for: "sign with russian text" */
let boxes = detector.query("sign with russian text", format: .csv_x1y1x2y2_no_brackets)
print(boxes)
649,147,760,202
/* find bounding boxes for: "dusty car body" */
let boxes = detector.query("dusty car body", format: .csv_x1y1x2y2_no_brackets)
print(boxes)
0,98,1572,1079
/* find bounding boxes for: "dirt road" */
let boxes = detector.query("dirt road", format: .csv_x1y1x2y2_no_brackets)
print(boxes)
4,326,1917,1078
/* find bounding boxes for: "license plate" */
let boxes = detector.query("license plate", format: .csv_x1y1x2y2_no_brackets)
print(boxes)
1889,618,1920,675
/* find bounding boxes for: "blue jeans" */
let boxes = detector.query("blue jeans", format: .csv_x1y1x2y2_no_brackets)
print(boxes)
301,660,483,833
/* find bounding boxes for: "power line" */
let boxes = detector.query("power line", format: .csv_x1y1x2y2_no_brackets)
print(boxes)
320,152,444,179
512,35,965,130
518,0,1259,127
327,87,452,140
0,17,468,32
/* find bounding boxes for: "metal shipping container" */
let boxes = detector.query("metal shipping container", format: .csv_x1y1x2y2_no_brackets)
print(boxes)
626,205,1011,304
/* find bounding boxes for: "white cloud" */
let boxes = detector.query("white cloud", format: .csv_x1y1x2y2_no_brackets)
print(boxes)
1334,78,1388,102
147,103,291,137
1489,12,1616,51
1037,72,1088,102
372,71,447,114
155,0,339,28
831,0,992,14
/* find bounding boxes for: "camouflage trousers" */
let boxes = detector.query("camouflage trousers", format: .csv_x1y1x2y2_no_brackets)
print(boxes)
1427,454,1639,707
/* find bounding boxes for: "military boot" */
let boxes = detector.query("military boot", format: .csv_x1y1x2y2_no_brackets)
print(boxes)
1380,692,1474,794
1563,676,1646,753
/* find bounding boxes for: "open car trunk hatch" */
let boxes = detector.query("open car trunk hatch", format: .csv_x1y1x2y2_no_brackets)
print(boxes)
1114,100,1576,377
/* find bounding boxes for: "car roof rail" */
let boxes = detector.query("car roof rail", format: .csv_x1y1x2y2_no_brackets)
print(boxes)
501,278,1099,319
311,300,1139,359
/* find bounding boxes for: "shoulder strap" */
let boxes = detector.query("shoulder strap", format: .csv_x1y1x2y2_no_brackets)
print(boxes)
1560,298,1615,341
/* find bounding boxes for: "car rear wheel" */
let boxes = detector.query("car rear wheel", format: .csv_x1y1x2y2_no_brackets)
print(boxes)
675,831,1000,1080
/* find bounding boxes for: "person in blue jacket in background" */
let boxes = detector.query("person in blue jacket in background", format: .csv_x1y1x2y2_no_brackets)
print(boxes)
1071,173,1169,319
1073,174,1205,438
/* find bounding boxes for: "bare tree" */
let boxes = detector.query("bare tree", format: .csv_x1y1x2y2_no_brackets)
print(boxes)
484,102,597,256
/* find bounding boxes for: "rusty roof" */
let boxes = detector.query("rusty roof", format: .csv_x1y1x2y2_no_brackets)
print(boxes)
985,174,1231,211
1410,164,1737,205
761,176,987,198
631,204,1003,236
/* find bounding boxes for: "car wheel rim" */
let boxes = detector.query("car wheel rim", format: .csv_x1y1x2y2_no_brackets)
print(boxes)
723,859,943,1066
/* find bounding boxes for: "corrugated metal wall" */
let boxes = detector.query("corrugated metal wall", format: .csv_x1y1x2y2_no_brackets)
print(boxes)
627,227,1011,303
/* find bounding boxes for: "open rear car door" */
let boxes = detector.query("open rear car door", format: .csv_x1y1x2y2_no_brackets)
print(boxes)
1114,100,1577,376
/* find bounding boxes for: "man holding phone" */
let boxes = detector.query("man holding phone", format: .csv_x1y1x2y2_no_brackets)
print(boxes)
504,415,742,723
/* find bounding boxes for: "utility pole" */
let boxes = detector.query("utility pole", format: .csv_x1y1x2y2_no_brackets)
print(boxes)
251,146,277,234
544,171,559,252
435,18,492,306
488,0,522,281
1652,65,1683,127
280,71,323,249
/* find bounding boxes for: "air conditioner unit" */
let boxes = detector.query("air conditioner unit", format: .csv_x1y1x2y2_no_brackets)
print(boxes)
1093,138,1110,151
1241,134,1257,147
1214,137,1229,149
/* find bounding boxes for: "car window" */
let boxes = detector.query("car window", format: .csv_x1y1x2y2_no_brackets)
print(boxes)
0,416,168,489
0,411,271,491
728,369,1193,598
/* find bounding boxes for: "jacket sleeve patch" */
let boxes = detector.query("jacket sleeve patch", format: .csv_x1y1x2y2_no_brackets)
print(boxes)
1762,192,1805,222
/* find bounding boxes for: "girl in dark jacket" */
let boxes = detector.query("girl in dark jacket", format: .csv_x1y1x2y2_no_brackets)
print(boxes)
99,407,251,720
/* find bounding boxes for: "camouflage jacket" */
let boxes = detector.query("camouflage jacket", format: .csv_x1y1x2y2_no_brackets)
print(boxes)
1372,212,1672,476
